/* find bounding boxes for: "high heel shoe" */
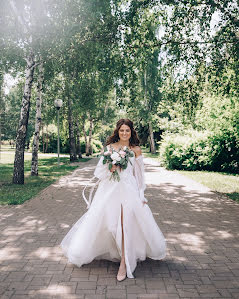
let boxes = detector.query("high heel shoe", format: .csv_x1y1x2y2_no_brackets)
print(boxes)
117,271,127,282
117,263,127,282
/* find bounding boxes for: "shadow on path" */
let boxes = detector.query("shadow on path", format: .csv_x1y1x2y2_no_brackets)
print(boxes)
0,157,238,298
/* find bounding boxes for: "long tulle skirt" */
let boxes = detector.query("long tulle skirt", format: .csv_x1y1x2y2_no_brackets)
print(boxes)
60,175,167,278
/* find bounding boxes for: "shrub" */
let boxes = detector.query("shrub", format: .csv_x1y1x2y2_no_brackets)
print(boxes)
159,129,239,173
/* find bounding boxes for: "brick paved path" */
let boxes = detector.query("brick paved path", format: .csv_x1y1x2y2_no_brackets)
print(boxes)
0,158,239,299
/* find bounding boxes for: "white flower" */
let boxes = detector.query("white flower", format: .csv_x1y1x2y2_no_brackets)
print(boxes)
111,152,121,161
112,160,117,164
123,146,127,150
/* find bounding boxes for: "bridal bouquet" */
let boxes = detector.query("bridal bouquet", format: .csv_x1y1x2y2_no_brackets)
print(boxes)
102,145,134,181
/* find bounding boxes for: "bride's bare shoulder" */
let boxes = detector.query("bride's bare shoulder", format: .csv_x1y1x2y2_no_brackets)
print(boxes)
131,145,142,157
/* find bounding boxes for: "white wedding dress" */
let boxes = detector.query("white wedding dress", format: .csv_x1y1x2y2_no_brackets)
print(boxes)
60,149,167,278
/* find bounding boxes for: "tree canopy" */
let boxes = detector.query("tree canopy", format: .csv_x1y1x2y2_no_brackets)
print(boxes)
1,0,238,181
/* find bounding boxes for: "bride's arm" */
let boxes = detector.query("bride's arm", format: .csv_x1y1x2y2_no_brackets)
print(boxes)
133,147,148,204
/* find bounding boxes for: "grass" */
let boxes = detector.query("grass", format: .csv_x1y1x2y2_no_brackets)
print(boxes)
0,152,33,164
176,170,239,202
0,144,15,151
141,147,239,203
0,154,91,205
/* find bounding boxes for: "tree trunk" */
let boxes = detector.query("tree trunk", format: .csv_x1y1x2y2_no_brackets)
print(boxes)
45,126,49,153
31,60,44,176
0,110,1,162
82,118,89,155
67,97,77,162
88,116,93,156
0,69,3,161
13,52,35,184
148,121,156,154
75,118,82,159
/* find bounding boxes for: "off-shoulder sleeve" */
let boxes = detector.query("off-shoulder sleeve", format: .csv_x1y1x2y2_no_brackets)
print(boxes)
133,155,148,204
94,155,111,180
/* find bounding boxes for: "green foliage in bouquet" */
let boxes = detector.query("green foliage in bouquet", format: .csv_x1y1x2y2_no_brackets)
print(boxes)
102,146,134,181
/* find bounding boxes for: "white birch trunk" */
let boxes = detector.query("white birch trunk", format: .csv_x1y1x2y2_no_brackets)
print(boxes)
0,69,3,161
67,97,77,161
31,59,44,176
13,52,35,184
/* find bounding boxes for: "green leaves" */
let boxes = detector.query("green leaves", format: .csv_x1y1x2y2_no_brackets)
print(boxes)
159,128,239,173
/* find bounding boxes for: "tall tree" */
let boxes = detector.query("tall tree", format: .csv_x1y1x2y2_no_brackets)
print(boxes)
0,68,4,157
31,58,44,175
13,52,35,183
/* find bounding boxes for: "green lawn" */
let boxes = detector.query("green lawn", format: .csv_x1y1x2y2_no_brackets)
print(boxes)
142,148,239,203
0,153,90,205
0,144,15,151
176,170,239,202
0,152,34,164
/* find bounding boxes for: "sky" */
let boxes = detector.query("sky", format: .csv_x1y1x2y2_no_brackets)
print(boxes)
4,74,19,95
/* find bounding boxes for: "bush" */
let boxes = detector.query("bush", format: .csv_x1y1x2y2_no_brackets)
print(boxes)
159,129,239,173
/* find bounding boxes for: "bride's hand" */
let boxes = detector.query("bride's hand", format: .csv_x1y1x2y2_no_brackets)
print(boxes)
110,165,117,172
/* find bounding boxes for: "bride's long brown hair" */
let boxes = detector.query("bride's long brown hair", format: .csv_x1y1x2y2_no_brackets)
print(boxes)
106,119,140,147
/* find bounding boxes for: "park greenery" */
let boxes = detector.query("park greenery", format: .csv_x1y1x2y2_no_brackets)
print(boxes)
0,151,89,205
0,0,238,202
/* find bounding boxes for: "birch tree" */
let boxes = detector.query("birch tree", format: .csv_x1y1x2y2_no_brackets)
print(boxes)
13,53,35,183
2,0,76,181
67,93,77,162
5,1,37,184
31,59,44,176
0,68,4,158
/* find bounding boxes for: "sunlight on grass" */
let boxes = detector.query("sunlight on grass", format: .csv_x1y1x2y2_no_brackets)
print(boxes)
177,170,239,202
0,152,33,164
0,154,91,205
0,151,71,164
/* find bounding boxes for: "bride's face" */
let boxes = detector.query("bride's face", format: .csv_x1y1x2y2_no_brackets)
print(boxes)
118,124,131,142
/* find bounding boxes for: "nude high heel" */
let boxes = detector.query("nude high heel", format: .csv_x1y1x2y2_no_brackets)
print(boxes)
117,264,127,281
117,272,126,281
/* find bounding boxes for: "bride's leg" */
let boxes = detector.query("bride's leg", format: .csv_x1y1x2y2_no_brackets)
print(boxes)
120,204,125,263
117,204,126,278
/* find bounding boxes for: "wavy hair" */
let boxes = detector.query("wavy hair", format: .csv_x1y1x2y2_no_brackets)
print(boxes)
106,119,140,147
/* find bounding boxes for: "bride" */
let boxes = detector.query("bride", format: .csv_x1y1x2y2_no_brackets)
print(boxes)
60,119,167,281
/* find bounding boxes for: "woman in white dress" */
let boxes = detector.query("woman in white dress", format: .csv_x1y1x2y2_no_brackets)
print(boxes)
60,119,167,281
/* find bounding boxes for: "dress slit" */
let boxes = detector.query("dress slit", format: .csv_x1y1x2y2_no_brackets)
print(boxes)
120,204,124,258
120,203,134,278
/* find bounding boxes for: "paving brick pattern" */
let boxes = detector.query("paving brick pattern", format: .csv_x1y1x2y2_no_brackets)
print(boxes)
0,157,239,299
